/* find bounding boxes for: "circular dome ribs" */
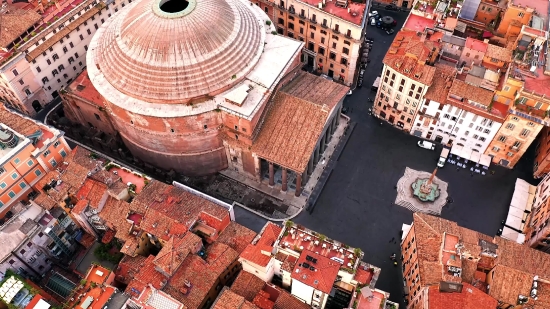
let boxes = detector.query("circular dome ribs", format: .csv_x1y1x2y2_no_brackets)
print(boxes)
93,0,263,104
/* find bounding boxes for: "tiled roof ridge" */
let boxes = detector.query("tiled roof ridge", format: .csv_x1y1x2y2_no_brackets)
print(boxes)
414,213,441,236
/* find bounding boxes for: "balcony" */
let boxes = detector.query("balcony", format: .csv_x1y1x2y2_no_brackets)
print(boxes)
344,33,352,39
513,103,548,120
299,13,306,19
333,28,340,34
310,18,317,24
509,146,520,152
321,23,328,29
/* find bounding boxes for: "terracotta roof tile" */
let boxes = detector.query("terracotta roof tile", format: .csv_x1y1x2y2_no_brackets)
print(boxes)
125,255,167,297
240,222,282,267
212,289,259,309
75,178,108,209
135,181,228,240
428,283,497,308
153,233,202,276
0,105,42,135
354,267,373,286
0,5,41,48
291,250,340,294
424,65,457,103
115,254,147,284
252,72,348,173
273,290,309,309
163,255,218,309
383,30,439,86
485,44,512,62
486,265,531,306
217,221,257,254
449,79,494,106
98,197,133,241
205,242,239,276
231,271,266,302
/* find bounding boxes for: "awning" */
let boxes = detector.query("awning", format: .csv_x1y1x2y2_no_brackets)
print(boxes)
470,151,481,163
451,144,463,156
460,147,473,161
501,227,525,244
483,31,493,38
479,154,491,167
505,214,523,230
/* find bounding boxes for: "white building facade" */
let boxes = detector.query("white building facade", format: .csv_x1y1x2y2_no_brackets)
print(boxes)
412,100,503,152
0,0,133,116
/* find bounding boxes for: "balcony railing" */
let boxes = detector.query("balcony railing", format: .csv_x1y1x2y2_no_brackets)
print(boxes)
310,18,317,24
321,23,328,28
333,28,340,34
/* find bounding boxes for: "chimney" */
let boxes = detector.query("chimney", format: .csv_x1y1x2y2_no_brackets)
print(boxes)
318,2,322,8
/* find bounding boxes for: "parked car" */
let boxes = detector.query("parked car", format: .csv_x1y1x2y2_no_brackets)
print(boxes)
320,74,333,81
386,29,395,35
437,148,450,168
368,10,379,17
417,140,435,150
370,17,376,26
385,4,399,10
347,90,353,96
342,107,349,114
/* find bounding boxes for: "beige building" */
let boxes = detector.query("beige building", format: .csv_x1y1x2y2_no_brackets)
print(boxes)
252,0,367,85
0,0,131,116
373,29,441,131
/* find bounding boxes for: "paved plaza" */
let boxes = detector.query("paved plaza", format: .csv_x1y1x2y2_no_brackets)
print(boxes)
235,9,540,307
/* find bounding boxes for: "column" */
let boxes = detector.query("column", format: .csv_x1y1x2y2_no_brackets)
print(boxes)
281,169,288,192
336,108,341,126
269,162,275,186
295,173,303,197
324,129,330,147
321,132,327,152
308,156,314,175
314,145,320,164
255,156,262,182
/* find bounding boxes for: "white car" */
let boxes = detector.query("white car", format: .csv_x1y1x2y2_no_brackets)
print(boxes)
370,17,376,26
417,140,435,150
437,156,446,167
368,10,378,17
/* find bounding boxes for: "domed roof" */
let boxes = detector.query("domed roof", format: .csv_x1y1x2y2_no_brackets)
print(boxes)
91,0,264,104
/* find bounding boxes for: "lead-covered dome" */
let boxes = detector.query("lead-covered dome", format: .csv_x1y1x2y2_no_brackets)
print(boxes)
91,0,264,103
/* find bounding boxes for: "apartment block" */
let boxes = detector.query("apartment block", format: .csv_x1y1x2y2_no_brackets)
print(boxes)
239,221,390,309
374,30,441,131
0,0,133,116
401,213,550,308
252,0,367,85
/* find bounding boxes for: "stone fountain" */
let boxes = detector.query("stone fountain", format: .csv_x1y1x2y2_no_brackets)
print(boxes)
395,167,449,215
411,168,440,202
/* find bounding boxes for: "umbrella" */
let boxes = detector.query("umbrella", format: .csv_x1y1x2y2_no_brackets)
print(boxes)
381,16,395,26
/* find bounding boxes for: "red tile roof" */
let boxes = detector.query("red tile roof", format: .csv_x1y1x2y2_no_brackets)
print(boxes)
212,289,259,309
0,5,41,48
298,0,365,25
136,181,229,241
205,242,239,275
252,72,348,173
465,37,488,53
125,255,167,297
98,197,133,242
428,283,497,308
291,250,340,294
354,266,374,286
424,65,457,103
231,271,266,302
153,233,202,276
115,254,147,284
449,79,494,106
403,14,436,32
240,222,282,267
75,178,108,209
383,30,439,86
217,221,257,254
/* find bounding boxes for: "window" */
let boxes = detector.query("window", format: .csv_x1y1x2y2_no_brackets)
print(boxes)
24,88,31,96
58,65,65,71
69,42,74,48
68,57,75,64
75,52,79,58
518,12,525,17
14,158,20,164
479,137,486,142
94,24,98,30
47,59,51,65
341,57,348,66
36,66,41,73
87,29,92,35
527,122,535,127
483,129,490,134
19,182,26,189
18,79,24,86
504,85,510,92
60,150,67,157
492,146,500,152
52,53,59,61
506,123,515,130
513,141,522,148
8,191,15,198
12,69,18,76
11,172,17,179
94,113,101,120
34,169,42,177
79,34,84,40
50,159,57,167
62,46,68,53
43,150,51,157
329,52,336,60
520,129,530,137
310,32,314,39
0,182,6,189
507,152,514,157
318,47,325,55
27,160,33,166
52,69,59,76
498,135,507,142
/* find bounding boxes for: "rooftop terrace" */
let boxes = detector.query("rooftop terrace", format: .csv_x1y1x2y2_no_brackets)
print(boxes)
298,0,366,25
280,223,361,271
